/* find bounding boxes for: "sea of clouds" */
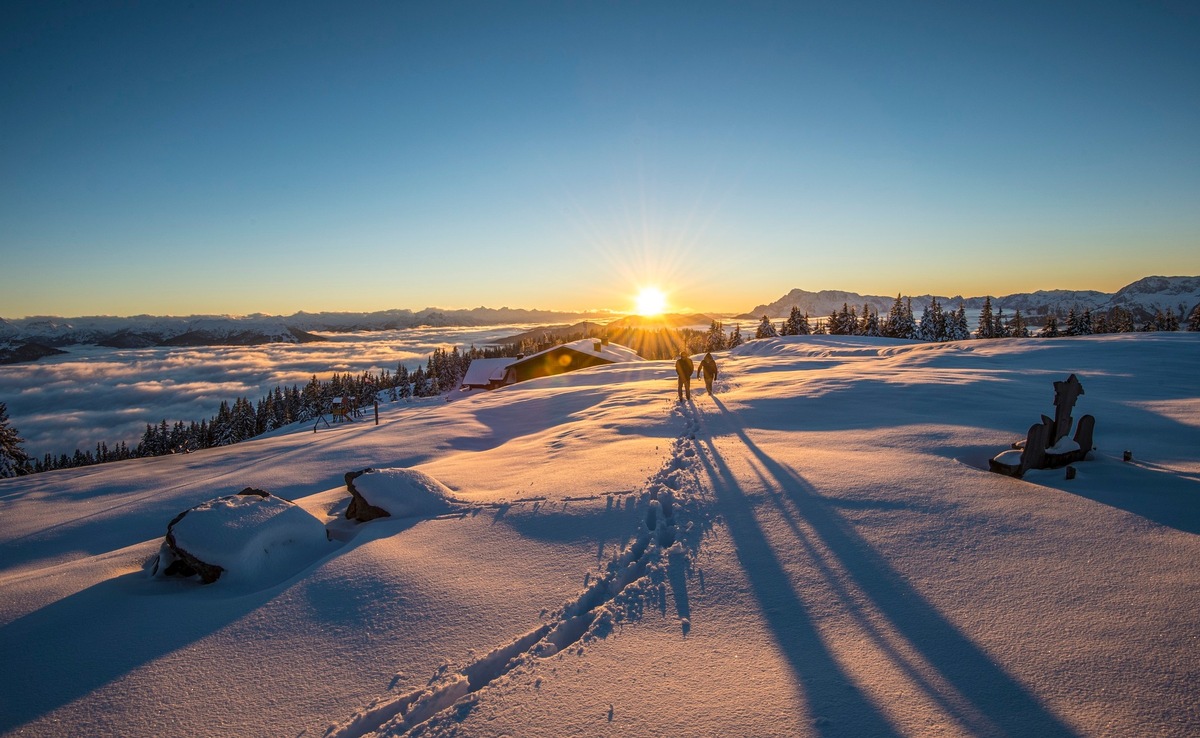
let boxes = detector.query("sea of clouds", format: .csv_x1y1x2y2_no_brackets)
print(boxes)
1,325,531,459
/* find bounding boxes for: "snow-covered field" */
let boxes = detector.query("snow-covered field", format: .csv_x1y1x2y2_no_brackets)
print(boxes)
1,333,1197,737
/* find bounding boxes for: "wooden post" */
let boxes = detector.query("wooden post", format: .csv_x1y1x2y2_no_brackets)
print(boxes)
374,400,379,426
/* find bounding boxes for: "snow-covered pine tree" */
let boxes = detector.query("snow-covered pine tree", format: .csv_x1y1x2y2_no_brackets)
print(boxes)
782,307,802,336
948,305,971,341
0,403,33,478
1009,309,1029,338
396,366,411,399
411,366,430,396
1109,306,1134,332
755,315,778,339
918,302,935,342
977,297,995,339
728,324,743,348
993,307,1009,338
706,320,727,351
902,298,918,339
232,397,257,442
882,294,905,338
1163,308,1180,332
857,303,872,336
211,401,236,446
1078,308,1094,335
1041,315,1060,337
1189,304,1200,331
863,308,880,337
1064,307,1081,336
1092,311,1110,335
933,299,948,341
825,309,842,335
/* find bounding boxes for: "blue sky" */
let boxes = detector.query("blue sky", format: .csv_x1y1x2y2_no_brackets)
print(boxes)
2,1,1197,317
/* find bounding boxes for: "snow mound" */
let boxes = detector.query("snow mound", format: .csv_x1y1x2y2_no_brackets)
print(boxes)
155,490,331,585
351,467,460,518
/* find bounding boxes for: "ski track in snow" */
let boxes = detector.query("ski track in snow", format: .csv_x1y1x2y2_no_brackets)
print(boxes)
322,401,711,738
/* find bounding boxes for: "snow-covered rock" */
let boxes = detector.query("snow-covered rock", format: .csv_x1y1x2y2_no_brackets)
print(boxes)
344,467,459,522
153,488,329,585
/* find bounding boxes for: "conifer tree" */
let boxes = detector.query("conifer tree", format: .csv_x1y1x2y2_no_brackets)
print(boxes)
977,297,995,339
863,309,880,337
993,307,1009,338
902,298,918,339
728,324,743,348
1163,308,1180,332
1009,309,1029,338
1041,315,1060,337
882,294,905,338
1064,307,1081,336
0,403,33,478
705,320,727,351
918,302,935,342
1189,304,1200,331
825,309,842,335
1078,308,1094,335
947,304,971,341
755,315,778,339
1110,306,1135,332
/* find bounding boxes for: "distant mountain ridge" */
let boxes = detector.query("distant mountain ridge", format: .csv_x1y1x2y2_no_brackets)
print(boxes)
0,307,617,353
739,276,1200,324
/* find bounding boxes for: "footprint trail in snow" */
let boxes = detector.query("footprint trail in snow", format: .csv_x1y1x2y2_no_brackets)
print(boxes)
323,402,711,738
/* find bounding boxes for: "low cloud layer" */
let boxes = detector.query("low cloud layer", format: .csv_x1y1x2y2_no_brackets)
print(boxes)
2,326,525,458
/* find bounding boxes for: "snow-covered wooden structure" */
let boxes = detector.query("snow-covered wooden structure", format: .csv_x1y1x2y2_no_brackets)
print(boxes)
461,339,643,390
989,373,1095,478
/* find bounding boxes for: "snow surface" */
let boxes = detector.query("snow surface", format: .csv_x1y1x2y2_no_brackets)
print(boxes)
1,333,1198,737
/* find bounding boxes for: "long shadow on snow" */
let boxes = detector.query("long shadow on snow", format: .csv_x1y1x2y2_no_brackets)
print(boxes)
1033,458,1200,535
495,500,641,557
0,515,420,734
689,415,901,736
708,396,1081,737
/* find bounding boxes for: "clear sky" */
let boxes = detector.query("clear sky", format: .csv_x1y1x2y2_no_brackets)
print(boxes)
2,1,1197,318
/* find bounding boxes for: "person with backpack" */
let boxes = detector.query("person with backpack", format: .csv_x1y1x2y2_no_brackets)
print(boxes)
674,351,694,401
698,351,718,394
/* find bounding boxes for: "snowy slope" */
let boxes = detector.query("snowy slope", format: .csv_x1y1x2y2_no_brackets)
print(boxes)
1,334,1198,737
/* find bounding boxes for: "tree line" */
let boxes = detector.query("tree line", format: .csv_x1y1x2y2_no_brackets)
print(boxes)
751,296,1200,342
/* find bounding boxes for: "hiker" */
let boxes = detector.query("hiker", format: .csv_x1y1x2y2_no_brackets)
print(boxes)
675,351,694,401
698,351,718,394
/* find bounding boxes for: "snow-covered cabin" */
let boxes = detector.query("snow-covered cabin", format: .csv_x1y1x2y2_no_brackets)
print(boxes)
504,339,642,384
460,358,516,390
461,339,642,390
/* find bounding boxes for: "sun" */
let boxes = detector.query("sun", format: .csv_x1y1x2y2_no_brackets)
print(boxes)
634,287,668,316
